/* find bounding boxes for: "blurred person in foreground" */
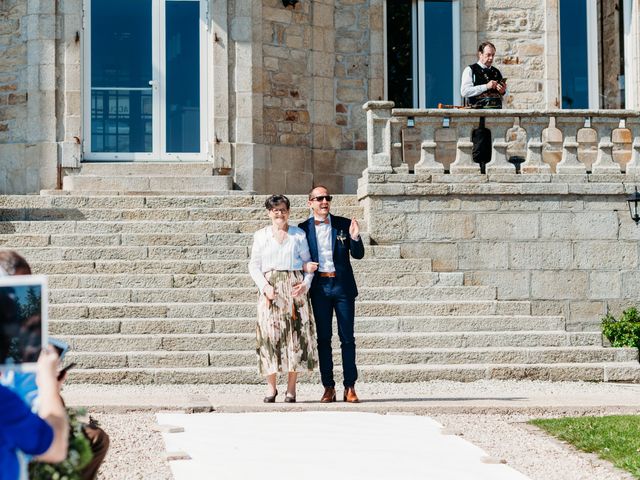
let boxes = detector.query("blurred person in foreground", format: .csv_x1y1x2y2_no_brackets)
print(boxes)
0,250,109,480
0,343,68,479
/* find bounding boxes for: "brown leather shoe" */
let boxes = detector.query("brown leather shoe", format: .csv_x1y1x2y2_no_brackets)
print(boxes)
343,386,360,403
320,386,336,403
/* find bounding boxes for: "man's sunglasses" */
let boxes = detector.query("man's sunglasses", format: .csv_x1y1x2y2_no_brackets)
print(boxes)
311,195,333,202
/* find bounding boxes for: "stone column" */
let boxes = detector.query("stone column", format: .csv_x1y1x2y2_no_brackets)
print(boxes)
24,0,58,191
232,0,265,191
58,0,82,170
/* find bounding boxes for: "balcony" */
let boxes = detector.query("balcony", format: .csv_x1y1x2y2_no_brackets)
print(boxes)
362,101,640,177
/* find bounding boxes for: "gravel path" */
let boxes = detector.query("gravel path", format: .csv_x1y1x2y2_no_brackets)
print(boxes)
94,413,172,480
433,413,636,480
71,381,640,479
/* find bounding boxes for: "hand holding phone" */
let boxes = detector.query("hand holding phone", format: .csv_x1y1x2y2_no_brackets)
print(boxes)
57,362,76,381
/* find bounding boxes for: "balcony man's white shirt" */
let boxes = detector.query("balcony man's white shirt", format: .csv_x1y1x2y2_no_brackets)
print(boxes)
314,214,335,273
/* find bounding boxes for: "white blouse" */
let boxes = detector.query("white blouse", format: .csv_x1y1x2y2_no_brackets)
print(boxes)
248,225,313,293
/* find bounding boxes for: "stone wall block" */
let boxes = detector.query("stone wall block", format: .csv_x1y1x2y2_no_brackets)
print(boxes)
369,213,407,242
458,242,509,270
476,213,539,240
573,241,637,270
540,212,619,240
465,271,530,300
531,271,588,300
589,272,621,299
509,241,572,269
406,212,475,241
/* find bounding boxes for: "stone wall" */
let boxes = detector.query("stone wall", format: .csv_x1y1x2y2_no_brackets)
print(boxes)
0,0,58,194
245,0,371,194
359,174,640,331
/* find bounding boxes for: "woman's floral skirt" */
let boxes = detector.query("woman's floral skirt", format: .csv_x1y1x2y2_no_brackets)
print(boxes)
256,270,318,375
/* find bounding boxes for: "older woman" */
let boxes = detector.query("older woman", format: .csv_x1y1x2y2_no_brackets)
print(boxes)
248,195,318,402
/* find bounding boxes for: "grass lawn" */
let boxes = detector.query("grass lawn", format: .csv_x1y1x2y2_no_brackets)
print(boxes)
530,415,640,478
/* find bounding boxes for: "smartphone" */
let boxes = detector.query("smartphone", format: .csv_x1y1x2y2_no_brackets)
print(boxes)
49,338,69,360
57,362,77,380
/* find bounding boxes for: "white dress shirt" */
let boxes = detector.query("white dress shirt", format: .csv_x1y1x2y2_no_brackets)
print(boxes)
314,215,335,273
248,225,313,293
460,61,508,100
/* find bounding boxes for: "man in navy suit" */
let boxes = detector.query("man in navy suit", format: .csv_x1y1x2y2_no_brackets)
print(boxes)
299,186,365,403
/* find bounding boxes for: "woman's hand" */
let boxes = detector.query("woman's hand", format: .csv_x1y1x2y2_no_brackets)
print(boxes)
291,283,307,298
303,262,318,273
263,284,276,300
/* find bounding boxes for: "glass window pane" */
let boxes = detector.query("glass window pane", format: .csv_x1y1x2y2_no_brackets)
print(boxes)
386,0,414,108
91,0,152,153
166,0,200,153
560,0,589,108
424,1,453,108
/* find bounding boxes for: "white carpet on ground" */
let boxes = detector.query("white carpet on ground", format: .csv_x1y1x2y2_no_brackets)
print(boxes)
156,411,530,480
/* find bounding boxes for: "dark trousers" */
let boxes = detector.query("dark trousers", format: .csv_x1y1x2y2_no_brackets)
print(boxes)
310,278,358,388
472,126,492,172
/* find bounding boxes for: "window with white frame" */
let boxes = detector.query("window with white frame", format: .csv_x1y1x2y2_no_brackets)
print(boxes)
385,0,460,109
560,0,631,109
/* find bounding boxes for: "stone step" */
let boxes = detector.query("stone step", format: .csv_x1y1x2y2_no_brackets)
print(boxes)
56,331,602,352
48,286,497,304
49,315,566,336
64,347,638,369
0,233,391,254
31,258,433,275
72,162,216,177
16,246,249,261
0,206,364,222
45,272,463,289
65,362,640,384
62,174,234,193
0,218,367,235
48,300,531,319
0,194,361,209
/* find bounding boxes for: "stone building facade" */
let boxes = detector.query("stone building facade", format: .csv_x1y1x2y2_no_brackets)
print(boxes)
0,0,639,194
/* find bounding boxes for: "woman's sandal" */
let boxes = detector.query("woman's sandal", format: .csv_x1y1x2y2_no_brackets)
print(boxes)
284,393,296,403
263,389,278,403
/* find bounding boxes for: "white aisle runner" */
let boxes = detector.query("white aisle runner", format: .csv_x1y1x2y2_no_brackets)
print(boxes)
156,411,530,480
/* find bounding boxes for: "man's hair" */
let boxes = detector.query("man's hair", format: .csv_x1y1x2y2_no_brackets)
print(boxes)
478,41,496,53
264,194,290,211
0,250,31,276
308,185,330,200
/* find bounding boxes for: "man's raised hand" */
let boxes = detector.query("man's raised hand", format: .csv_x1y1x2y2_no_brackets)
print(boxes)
349,218,360,240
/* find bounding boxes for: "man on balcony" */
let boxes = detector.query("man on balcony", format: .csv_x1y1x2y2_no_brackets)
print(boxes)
460,41,507,170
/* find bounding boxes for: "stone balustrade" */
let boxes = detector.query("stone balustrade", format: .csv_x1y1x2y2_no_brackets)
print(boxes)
363,101,640,176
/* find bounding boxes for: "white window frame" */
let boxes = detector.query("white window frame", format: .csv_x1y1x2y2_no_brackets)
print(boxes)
414,0,461,108
82,0,209,162
558,0,599,109
623,0,639,108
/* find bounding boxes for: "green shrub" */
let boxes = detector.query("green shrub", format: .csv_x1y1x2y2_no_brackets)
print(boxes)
29,408,93,480
601,307,640,349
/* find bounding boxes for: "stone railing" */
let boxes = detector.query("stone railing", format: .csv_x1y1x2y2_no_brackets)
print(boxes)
363,101,640,176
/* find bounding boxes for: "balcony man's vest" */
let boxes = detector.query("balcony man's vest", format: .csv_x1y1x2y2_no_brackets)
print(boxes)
467,63,504,109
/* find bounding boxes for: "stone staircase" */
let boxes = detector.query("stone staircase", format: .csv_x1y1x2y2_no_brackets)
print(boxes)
1,193,638,384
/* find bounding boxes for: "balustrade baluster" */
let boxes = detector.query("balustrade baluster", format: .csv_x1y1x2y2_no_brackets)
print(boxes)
591,118,619,174
520,116,550,174
414,119,443,174
449,120,479,174
626,118,640,175
486,115,515,174
556,116,587,174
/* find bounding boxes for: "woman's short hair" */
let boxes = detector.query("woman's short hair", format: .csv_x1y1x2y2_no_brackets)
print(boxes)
264,194,290,211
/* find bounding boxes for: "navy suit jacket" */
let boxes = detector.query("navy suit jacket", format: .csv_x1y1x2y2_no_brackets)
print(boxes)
299,215,365,298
